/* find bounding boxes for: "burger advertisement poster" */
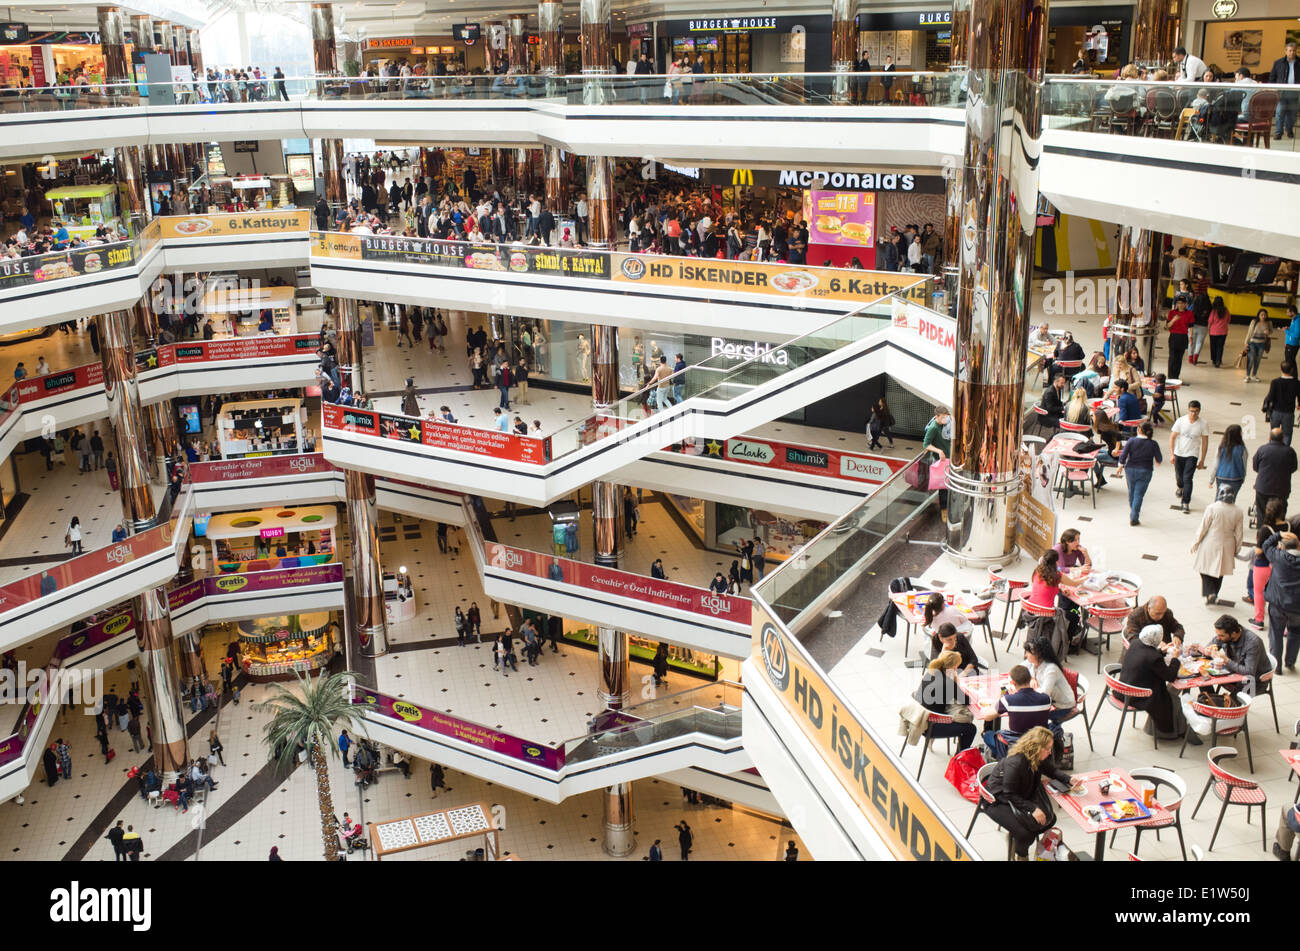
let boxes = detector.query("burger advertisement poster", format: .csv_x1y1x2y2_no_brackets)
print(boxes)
805,189,876,269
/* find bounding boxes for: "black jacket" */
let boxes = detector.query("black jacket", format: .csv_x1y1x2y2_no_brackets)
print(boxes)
1118,640,1179,697
1040,384,1067,421
1263,532,1300,614
1252,440,1298,497
1269,55,1300,85
635,59,652,75
537,208,555,236
985,752,1070,813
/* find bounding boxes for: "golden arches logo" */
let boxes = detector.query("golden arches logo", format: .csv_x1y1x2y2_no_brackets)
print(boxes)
732,168,754,186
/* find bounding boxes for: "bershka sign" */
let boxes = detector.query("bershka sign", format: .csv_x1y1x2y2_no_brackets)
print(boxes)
710,337,789,365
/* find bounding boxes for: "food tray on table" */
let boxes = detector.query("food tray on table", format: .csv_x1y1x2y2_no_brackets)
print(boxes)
1098,798,1150,822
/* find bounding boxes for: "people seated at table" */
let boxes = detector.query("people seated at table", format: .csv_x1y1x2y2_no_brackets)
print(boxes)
1123,596,1185,647
929,621,982,674
1053,331,1085,366
1063,387,1091,426
913,650,977,751
923,592,970,636
980,664,1056,760
1023,637,1076,723
1113,379,1144,423
1039,373,1069,428
1027,322,1054,351
1208,614,1272,695
983,726,1076,860
1024,549,1086,657
1117,623,1188,741
1110,351,1142,393
1071,354,1110,397
1274,803,1300,862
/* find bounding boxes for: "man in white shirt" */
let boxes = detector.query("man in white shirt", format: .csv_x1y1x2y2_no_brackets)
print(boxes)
575,194,589,246
1028,322,1054,350
36,356,49,376
1172,46,1207,83
1170,400,1210,513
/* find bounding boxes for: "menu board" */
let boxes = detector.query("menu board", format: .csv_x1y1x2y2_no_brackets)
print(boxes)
286,154,315,191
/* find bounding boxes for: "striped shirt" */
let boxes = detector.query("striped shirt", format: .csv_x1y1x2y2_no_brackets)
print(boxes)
995,687,1054,738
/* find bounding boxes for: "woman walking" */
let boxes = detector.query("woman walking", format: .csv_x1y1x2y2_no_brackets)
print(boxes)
1190,485,1244,605
454,606,468,646
1207,296,1231,367
208,729,225,766
1210,425,1247,499
66,517,83,554
1244,309,1274,382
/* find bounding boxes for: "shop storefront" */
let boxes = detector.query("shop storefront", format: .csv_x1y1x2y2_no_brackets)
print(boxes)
664,494,829,566
1162,243,1297,319
361,34,488,74
495,316,687,392
0,28,114,87
1198,8,1300,75
45,184,122,239
217,398,307,458
234,613,337,681
856,9,957,71
201,284,297,339
204,505,337,571
1046,5,1133,74
657,15,832,73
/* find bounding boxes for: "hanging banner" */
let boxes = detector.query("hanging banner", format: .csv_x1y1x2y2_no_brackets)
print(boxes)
486,542,752,624
55,609,136,660
0,242,135,290
156,210,311,239
353,687,565,770
15,363,104,403
323,403,551,465
189,453,337,483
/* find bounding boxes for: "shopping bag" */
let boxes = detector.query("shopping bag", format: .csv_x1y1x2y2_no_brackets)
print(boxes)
944,748,986,803
929,458,951,490
905,461,930,490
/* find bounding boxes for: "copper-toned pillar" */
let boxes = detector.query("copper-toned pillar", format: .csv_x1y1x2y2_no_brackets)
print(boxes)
945,0,1049,566
336,297,389,657
131,14,155,52
950,0,971,71
171,24,190,66
1106,227,1161,372
115,145,147,234
132,298,180,482
514,148,532,194
1131,0,1183,70
509,14,529,71
830,0,858,104
97,310,156,532
137,586,189,778
188,29,204,75
166,144,188,184
539,0,563,79
97,7,130,86
311,4,338,74
322,138,346,209
543,146,564,219
155,20,173,60
940,167,961,316
579,0,613,105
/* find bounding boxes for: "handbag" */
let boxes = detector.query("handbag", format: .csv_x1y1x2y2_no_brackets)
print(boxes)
944,748,986,803
929,458,951,489
905,460,931,490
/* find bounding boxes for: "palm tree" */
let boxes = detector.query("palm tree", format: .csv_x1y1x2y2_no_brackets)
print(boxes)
255,670,367,861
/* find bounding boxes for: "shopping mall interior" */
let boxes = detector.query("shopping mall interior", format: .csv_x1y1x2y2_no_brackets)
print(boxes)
0,0,1299,887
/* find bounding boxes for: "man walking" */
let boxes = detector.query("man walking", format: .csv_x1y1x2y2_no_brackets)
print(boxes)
121,825,142,861
1262,361,1299,446
1268,40,1299,139
1261,530,1300,675
338,729,352,767
106,820,125,861
1169,400,1209,513
127,714,144,752
675,820,693,860
1252,427,1298,525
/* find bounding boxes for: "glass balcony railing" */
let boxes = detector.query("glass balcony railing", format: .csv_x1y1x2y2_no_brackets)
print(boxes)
562,681,744,766
0,73,964,113
324,282,924,468
1041,76,1300,150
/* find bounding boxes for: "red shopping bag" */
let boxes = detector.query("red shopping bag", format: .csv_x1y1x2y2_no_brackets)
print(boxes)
944,748,986,804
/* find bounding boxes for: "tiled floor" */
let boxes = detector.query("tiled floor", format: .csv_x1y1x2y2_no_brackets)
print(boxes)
825,285,1300,862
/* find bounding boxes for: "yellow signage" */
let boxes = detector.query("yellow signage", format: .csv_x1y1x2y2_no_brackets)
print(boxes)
612,253,928,305
732,168,754,186
313,231,363,260
157,210,311,239
752,601,973,861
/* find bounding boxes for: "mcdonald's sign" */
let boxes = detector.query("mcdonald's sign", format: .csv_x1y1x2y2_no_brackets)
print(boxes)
732,168,755,186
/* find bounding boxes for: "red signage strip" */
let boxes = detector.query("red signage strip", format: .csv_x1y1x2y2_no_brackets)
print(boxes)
485,541,752,626
667,436,907,485
190,452,338,483
323,402,552,466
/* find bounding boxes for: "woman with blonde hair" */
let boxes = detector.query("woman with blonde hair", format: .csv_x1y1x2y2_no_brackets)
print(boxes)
983,726,1075,859
913,650,977,750
1064,386,1091,425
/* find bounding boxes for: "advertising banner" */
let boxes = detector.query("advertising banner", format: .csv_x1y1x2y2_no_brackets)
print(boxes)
353,687,565,770
190,453,337,483
610,253,926,305
156,209,311,239
807,190,876,247
55,609,136,660
706,437,906,485
315,231,612,279
205,563,344,596
167,579,204,612
15,362,103,403
162,334,318,365
890,297,957,365
486,542,752,625
323,403,551,465
0,520,174,619
0,242,135,290
752,601,973,860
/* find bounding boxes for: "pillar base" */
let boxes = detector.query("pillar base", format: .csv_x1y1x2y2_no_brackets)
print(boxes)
602,782,635,857
357,624,388,658
942,468,1022,568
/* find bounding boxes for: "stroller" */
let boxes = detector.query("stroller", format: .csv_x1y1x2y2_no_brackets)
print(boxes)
336,816,369,855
